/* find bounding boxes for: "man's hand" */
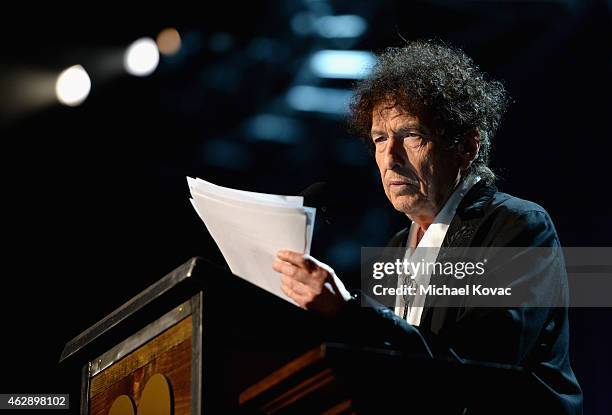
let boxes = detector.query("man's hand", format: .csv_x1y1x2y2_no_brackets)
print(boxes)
272,250,351,317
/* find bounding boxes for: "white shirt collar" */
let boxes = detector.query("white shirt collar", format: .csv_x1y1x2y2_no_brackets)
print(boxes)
407,175,481,249
398,175,481,326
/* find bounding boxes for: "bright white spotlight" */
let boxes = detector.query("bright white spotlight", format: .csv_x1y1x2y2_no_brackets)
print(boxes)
55,65,91,106
124,37,159,76
310,50,376,79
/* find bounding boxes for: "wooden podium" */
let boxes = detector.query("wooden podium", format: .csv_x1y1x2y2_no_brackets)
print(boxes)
237,342,536,414
60,257,328,414
60,258,206,414
61,257,535,414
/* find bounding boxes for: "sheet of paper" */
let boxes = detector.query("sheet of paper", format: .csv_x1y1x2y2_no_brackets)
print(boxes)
187,177,304,207
188,177,316,305
190,189,316,252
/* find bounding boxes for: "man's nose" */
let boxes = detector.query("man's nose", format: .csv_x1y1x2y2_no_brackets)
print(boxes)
383,137,405,170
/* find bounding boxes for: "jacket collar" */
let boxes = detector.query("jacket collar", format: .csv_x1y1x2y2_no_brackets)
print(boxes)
454,179,497,221
440,180,497,248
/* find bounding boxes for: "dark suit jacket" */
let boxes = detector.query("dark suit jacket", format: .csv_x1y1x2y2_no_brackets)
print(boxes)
336,181,582,414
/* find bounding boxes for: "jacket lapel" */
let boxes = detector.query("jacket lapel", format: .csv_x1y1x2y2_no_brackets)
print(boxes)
420,181,498,333
441,181,497,248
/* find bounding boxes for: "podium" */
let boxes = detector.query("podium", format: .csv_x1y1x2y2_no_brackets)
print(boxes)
60,257,327,414
61,257,537,414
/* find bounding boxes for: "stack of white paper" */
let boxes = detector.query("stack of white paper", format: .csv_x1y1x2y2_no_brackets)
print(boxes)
187,177,315,305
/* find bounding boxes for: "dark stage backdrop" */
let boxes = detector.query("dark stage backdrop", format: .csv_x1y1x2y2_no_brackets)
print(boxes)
1,1,610,413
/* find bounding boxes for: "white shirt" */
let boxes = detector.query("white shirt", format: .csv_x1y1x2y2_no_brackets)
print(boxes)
394,176,480,326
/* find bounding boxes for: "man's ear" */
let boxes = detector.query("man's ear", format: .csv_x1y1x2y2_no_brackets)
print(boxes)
459,130,481,171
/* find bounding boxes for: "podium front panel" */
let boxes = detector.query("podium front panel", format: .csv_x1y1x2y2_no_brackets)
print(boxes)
80,294,202,415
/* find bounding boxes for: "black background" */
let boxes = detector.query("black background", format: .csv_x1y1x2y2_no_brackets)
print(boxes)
1,1,611,413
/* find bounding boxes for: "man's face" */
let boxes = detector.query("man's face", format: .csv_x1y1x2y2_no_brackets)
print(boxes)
371,104,460,221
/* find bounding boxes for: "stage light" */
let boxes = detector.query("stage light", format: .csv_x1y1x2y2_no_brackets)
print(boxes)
156,28,181,55
55,65,91,107
315,15,367,38
245,114,302,144
309,50,375,79
124,38,159,76
286,86,352,115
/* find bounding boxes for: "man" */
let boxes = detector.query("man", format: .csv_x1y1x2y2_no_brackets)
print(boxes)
272,40,582,414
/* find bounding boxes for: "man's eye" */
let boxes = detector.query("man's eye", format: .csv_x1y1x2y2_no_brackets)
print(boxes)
373,136,386,144
404,132,424,144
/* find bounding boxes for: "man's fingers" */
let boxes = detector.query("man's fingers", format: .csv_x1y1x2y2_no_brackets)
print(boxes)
281,274,308,296
272,259,297,277
273,259,321,287
273,260,315,292
274,252,346,317
277,250,316,271
280,277,309,308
